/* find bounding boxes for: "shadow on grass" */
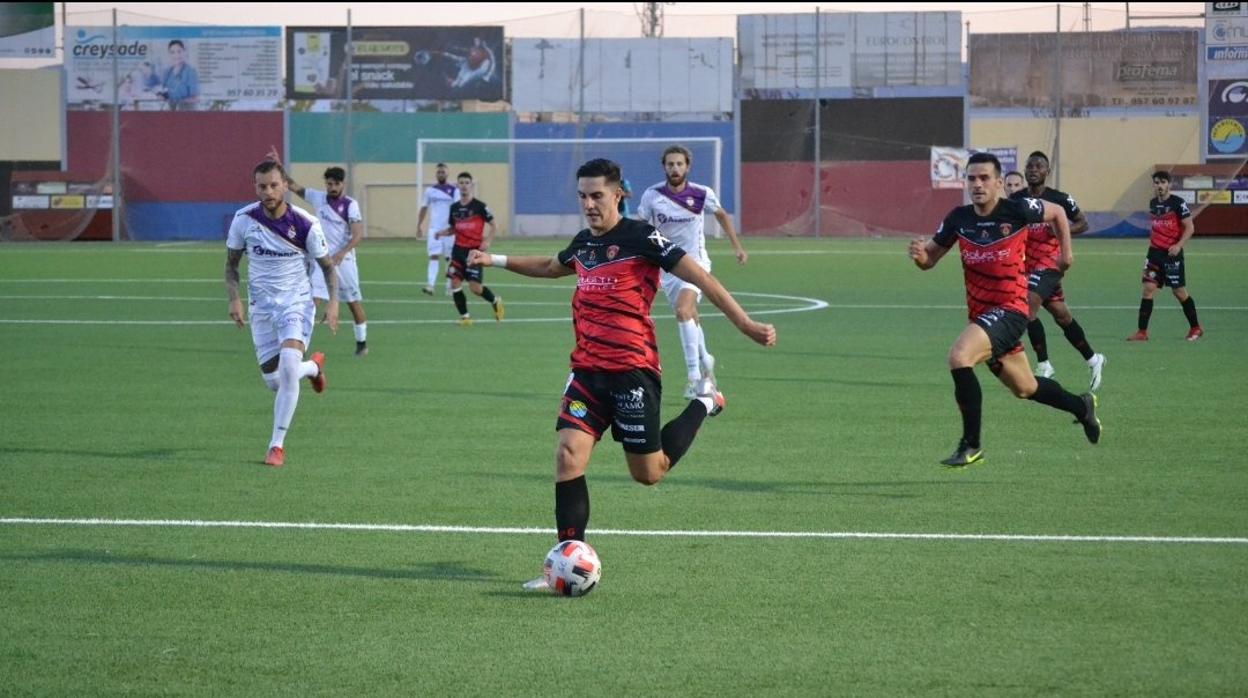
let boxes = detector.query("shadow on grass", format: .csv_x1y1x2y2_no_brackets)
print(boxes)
2,550,499,583
0,447,198,462
468,471,995,498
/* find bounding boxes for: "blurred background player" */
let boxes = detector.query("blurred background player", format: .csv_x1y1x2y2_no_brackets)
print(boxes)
434,171,503,325
417,163,456,296
617,178,633,217
466,158,775,590
1129,171,1202,341
909,152,1100,467
1004,170,1025,195
225,160,338,467
271,148,369,357
1010,151,1105,390
636,145,749,398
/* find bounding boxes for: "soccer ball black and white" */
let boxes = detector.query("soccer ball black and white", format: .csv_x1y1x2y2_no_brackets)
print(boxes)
543,540,602,597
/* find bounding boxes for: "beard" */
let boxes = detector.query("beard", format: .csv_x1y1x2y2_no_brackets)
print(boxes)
666,173,685,187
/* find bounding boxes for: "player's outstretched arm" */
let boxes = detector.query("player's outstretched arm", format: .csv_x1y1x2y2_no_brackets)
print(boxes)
670,256,775,346
265,146,305,199
1042,201,1073,271
225,247,245,328
908,237,949,270
468,250,572,279
314,256,340,334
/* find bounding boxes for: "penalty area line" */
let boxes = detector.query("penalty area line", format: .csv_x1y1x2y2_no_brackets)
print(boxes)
1,518,1244,546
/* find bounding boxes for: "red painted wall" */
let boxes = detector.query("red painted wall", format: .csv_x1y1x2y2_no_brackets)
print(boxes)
67,111,282,202
742,161,963,236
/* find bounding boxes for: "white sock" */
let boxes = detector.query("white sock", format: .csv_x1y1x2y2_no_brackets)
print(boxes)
299,359,319,379
696,396,715,412
354,323,367,342
271,348,303,448
261,371,279,392
697,324,712,367
426,260,440,287
678,319,701,382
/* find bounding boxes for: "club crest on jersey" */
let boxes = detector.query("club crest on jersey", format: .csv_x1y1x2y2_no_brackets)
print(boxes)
999,223,1012,236
286,227,297,239
647,230,671,248
607,245,619,260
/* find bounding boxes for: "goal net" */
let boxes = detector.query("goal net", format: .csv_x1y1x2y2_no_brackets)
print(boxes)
416,137,724,238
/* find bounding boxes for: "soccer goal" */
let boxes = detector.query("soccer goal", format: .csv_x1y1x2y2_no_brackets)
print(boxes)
416,137,724,238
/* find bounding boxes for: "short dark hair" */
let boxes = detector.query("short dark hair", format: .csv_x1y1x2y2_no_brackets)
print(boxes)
1027,150,1049,163
966,151,1002,176
457,172,473,181
168,39,186,51
323,166,345,182
661,145,692,166
435,162,448,168
1004,170,1024,180
253,160,286,179
1152,170,1171,183
576,158,622,185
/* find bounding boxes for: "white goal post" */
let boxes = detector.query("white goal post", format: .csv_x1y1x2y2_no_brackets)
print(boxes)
416,137,724,238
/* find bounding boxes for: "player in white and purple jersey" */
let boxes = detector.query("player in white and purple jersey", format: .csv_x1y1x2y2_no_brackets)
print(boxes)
274,153,369,357
635,145,750,399
417,163,458,295
226,159,339,467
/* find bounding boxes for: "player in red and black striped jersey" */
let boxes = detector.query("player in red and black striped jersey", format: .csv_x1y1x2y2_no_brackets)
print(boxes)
469,159,774,588
434,172,503,325
1128,171,1202,341
1009,151,1106,391
909,152,1101,467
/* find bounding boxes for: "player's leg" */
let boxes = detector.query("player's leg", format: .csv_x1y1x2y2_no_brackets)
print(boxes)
443,238,455,294
1047,297,1105,391
668,277,704,398
424,234,442,295
337,257,368,356
1026,286,1052,378
553,371,611,542
467,266,502,320
1131,252,1162,340
448,247,471,324
265,303,324,464
992,349,1100,444
1168,254,1201,339
942,322,994,465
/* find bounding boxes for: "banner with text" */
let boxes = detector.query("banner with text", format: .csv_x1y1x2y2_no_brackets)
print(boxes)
286,26,503,101
970,30,1198,111
0,2,54,58
66,26,281,109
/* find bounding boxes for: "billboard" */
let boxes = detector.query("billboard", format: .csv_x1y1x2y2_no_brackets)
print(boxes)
512,37,733,114
970,30,1198,110
738,11,962,96
66,26,281,109
286,26,503,101
0,2,54,58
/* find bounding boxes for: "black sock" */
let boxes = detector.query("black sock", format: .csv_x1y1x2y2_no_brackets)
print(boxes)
1061,319,1095,360
1028,376,1086,418
951,367,982,448
1027,319,1049,362
555,476,589,542
453,290,468,316
660,400,709,470
480,286,496,304
1138,298,1153,331
1181,296,1199,328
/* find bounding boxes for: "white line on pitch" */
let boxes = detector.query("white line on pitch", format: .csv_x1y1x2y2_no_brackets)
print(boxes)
2,518,1244,545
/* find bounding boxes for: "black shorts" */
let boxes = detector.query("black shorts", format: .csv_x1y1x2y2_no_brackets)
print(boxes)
1027,268,1065,303
448,244,483,284
556,369,663,454
974,308,1028,362
1143,247,1185,289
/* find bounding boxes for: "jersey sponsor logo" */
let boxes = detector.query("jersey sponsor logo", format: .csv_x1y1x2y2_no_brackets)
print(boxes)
567,400,588,419
656,212,696,225
251,244,301,258
614,421,646,433
577,274,619,291
622,437,648,444
961,247,1011,264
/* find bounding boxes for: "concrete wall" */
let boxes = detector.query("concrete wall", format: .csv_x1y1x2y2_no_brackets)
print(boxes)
0,69,60,162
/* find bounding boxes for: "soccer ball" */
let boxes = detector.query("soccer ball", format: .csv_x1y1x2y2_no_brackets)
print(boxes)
543,540,602,597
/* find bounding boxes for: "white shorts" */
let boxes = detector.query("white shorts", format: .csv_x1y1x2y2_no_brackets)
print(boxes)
250,298,315,364
310,253,363,303
426,234,453,257
660,253,711,309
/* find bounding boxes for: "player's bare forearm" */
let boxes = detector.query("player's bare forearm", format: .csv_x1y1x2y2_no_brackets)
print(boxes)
1070,212,1090,236
909,238,946,270
316,256,340,333
1177,219,1196,249
1045,202,1074,269
671,257,775,345
224,248,243,302
469,250,570,278
714,209,748,264
342,222,364,256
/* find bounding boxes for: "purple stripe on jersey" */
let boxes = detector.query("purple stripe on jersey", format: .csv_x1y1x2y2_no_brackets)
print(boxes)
246,205,314,251
326,195,354,224
433,183,457,198
657,184,706,214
